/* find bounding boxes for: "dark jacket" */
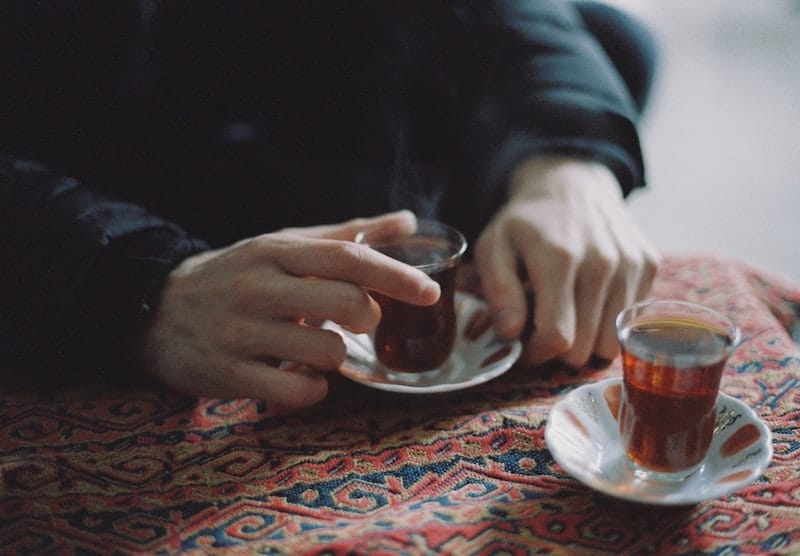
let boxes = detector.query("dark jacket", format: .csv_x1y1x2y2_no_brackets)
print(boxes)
0,1,644,384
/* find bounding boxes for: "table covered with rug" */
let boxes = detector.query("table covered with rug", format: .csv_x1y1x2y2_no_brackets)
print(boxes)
1,254,799,555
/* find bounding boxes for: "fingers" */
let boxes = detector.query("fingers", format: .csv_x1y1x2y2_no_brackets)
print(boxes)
280,210,417,241
200,360,330,408
522,242,579,366
591,275,629,362
557,246,615,367
158,315,346,407
591,241,660,361
143,329,333,409
236,274,383,333
546,240,658,367
475,218,578,365
474,227,528,340
223,314,349,370
475,157,661,369
338,210,418,243
253,320,349,369
248,234,440,306
516,247,656,369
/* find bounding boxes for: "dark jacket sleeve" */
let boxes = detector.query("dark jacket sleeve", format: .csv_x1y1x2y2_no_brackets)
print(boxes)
454,0,645,199
0,155,209,386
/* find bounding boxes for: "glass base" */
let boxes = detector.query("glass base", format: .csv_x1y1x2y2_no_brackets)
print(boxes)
378,353,465,385
383,366,445,383
626,458,704,483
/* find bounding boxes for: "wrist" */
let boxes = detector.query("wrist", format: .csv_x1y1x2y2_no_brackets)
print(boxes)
507,155,622,202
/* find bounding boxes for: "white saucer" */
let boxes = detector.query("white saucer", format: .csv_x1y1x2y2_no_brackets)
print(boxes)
323,292,522,394
545,378,773,506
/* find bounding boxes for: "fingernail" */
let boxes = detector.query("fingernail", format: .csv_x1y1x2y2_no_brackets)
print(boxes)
494,308,522,337
422,280,441,302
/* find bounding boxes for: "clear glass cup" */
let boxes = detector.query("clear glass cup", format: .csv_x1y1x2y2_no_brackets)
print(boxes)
355,220,467,376
615,299,741,481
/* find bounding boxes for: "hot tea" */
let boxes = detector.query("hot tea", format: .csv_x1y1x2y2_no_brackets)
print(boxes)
616,301,739,479
372,238,459,372
357,221,466,374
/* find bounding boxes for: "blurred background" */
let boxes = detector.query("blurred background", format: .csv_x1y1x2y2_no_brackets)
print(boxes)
604,0,800,282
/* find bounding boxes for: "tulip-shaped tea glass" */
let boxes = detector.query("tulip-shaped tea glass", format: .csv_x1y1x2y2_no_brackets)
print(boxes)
356,220,467,376
616,299,741,481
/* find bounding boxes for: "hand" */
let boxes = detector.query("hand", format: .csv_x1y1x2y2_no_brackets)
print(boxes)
474,156,659,367
137,210,439,408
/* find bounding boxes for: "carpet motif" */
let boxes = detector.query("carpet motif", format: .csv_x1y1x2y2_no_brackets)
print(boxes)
1,255,799,554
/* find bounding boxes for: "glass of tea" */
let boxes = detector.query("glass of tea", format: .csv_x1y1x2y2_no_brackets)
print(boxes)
355,220,467,375
615,299,741,481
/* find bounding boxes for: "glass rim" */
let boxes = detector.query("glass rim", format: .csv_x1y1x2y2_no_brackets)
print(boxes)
355,219,467,273
615,298,741,346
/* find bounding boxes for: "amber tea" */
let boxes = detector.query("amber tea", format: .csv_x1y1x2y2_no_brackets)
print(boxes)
372,238,459,372
616,301,739,479
357,221,466,374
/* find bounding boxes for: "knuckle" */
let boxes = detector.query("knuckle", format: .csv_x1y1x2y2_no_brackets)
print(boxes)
643,252,661,281
549,240,580,269
620,248,661,298
585,247,618,283
345,216,370,229
506,210,533,231
247,233,278,255
539,325,573,356
229,277,283,315
338,240,370,265
615,247,640,274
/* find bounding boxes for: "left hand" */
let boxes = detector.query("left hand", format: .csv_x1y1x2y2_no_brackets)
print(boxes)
474,155,660,368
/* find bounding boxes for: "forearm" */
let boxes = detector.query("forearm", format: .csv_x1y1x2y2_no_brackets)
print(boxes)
0,154,209,386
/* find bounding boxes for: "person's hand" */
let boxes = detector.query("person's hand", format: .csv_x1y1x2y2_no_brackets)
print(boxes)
474,155,659,368
137,210,439,408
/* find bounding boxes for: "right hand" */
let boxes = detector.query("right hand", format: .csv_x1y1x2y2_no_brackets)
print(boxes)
137,210,439,409
474,156,659,368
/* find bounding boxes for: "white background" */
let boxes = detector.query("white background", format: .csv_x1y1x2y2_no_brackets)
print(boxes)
607,0,800,282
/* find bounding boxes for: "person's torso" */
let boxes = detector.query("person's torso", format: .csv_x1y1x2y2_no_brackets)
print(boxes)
1,2,472,244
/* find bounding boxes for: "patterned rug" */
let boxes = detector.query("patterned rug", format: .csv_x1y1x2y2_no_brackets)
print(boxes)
1,255,799,555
